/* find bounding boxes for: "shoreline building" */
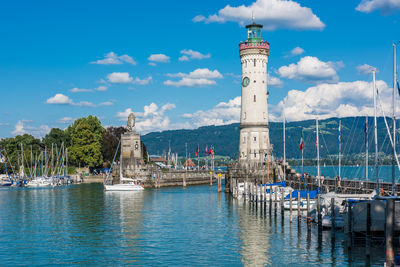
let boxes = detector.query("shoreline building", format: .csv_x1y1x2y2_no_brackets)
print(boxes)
238,21,270,165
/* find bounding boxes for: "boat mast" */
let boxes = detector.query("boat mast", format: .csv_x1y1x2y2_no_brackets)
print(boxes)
338,120,341,181
366,117,369,181
316,117,320,188
373,70,379,191
392,42,397,196
283,110,286,181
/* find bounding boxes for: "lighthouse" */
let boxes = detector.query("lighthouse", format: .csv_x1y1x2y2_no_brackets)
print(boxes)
238,21,270,165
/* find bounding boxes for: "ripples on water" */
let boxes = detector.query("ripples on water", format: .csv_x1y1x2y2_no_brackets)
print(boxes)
0,184,387,266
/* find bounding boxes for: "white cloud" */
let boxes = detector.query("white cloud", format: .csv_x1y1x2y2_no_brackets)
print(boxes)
148,54,170,64
46,93,114,107
357,64,379,75
290,46,304,56
268,75,283,87
90,52,136,65
57,117,74,124
12,120,51,138
107,72,133,84
179,49,211,61
148,62,157,66
96,85,108,91
116,103,177,133
164,78,216,87
193,0,325,30
164,68,222,87
278,56,342,83
356,0,400,14
182,97,241,128
275,80,391,122
70,87,93,93
46,94,73,105
133,76,153,85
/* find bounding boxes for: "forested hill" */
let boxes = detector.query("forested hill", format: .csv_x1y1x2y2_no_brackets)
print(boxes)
141,117,398,160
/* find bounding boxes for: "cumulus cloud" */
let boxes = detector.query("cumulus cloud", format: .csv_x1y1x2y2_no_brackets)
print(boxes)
116,103,177,133
12,120,50,138
182,97,241,128
164,68,222,87
90,52,136,65
278,56,342,83
70,87,93,93
357,64,379,75
46,94,74,105
356,0,400,14
133,76,153,85
268,75,283,87
193,0,325,30
57,117,74,124
275,80,391,122
148,54,170,65
46,93,114,107
179,49,211,61
96,85,108,91
289,46,305,56
107,72,133,84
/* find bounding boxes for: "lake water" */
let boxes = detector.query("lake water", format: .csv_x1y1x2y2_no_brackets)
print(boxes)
0,183,387,266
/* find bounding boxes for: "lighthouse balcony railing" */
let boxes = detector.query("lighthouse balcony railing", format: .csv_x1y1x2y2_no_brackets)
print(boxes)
239,41,269,51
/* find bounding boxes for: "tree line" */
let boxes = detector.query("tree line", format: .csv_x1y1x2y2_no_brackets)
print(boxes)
0,116,135,173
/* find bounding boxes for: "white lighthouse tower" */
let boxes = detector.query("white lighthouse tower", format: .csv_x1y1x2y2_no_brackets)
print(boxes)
238,21,270,165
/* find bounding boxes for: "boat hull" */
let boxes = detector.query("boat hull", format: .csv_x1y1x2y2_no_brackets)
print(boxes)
104,184,144,191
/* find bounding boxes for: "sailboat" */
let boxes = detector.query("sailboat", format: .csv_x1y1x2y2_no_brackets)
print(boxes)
104,139,144,191
0,151,13,186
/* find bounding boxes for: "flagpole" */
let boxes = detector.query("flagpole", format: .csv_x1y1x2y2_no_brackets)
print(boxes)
301,129,304,179
373,70,379,192
283,110,286,182
366,117,369,181
392,42,397,196
317,117,320,188
338,120,341,181
197,144,199,170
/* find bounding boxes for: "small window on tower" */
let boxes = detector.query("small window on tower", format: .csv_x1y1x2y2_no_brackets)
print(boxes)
254,137,257,141
254,152,256,158
254,95,256,102
254,59,256,67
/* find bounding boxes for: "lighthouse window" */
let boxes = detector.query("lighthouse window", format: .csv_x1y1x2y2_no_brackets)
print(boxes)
253,95,256,102
254,59,256,67
254,152,256,158
254,137,257,141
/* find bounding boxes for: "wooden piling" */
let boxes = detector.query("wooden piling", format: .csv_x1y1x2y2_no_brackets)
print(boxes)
317,194,322,231
281,190,284,218
290,191,293,223
183,172,187,188
297,191,301,221
269,185,273,214
274,187,278,215
366,202,371,259
347,201,352,250
307,193,311,227
385,199,394,267
331,198,335,229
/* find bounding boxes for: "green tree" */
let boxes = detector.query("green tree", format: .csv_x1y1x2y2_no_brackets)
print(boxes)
42,128,69,148
69,123,102,168
101,126,127,164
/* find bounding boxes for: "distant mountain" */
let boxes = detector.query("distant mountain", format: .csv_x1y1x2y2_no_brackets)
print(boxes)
141,117,398,160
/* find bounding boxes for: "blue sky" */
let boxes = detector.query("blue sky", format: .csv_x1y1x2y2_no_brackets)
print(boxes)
1,0,400,138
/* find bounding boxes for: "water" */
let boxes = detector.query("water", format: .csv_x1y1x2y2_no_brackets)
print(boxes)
0,184,387,266
294,165,400,183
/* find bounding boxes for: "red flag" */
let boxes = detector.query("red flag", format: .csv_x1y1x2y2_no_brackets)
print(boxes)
299,133,305,151
195,146,199,156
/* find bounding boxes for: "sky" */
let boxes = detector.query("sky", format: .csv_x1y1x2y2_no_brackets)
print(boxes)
1,0,400,138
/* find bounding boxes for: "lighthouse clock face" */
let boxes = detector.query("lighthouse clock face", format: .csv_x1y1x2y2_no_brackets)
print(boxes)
242,77,250,87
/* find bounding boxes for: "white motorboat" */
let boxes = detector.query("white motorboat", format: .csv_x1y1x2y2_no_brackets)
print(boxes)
284,199,316,210
26,177,52,187
104,177,144,191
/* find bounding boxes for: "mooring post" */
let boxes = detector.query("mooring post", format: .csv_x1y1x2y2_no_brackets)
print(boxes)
366,202,371,259
385,199,394,267
264,184,267,211
290,191,293,223
281,190,284,218
307,193,311,227
347,201,352,250
317,194,322,231
274,187,278,215
297,191,301,222
183,171,186,188
331,198,335,229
